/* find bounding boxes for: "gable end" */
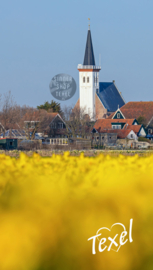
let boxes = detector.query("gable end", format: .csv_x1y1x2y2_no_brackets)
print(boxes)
112,109,125,119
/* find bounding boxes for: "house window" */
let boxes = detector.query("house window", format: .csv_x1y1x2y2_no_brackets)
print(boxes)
117,112,120,119
112,125,121,129
102,137,104,139
148,129,152,134
51,123,56,129
10,142,13,146
97,137,99,140
109,137,112,139
83,77,85,83
58,122,63,129
131,134,133,138
87,77,89,83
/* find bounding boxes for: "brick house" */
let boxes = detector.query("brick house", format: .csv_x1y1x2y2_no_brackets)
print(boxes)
92,132,117,147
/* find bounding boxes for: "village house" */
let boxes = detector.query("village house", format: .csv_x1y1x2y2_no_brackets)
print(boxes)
92,118,146,147
23,111,68,139
92,132,117,147
92,118,146,136
0,110,69,139
108,102,153,139
93,119,137,131
92,128,138,147
22,110,74,147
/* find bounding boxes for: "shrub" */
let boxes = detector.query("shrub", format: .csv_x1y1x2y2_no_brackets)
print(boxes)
138,136,150,143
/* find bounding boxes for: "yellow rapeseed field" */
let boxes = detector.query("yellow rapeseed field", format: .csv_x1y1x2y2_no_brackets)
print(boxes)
0,152,153,270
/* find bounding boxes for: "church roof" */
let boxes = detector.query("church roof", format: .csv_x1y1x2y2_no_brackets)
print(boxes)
83,29,95,66
97,82,125,112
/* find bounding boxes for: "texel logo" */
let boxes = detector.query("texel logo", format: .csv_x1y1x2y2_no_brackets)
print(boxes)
49,73,76,101
88,219,133,254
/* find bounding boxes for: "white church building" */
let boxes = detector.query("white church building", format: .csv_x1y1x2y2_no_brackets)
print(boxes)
74,24,125,120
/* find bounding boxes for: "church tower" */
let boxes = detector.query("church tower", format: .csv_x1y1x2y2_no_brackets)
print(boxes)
78,23,101,120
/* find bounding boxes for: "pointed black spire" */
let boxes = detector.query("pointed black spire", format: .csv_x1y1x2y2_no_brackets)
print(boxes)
83,27,95,66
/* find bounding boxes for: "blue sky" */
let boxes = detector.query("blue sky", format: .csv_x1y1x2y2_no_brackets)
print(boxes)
0,0,153,108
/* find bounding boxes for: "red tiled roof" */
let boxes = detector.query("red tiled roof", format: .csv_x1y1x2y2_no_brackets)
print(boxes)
123,124,142,134
99,129,135,139
23,111,64,133
24,111,58,122
117,129,134,139
121,109,146,120
94,119,135,132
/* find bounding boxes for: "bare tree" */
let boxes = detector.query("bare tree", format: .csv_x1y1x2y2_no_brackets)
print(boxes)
0,91,20,137
23,109,58,139
62,105,95,139
0,92,38,138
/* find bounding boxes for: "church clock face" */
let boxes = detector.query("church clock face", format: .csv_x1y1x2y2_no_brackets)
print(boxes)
49,73,77,101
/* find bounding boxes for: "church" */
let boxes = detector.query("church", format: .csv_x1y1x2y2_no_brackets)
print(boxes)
74,24,125,120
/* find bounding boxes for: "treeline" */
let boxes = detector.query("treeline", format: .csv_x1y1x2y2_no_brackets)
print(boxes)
0,91,95,139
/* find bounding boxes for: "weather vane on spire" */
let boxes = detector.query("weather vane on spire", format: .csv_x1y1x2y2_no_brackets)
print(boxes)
88,18,90,29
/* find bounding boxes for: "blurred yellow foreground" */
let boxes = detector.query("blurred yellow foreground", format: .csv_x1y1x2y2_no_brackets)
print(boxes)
0,152,152,270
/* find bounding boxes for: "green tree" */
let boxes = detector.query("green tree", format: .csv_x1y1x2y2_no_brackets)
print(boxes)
37,100,62,114
137,116,147,126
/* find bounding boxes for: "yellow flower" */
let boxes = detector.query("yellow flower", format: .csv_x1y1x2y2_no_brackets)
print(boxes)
0,153,152,270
